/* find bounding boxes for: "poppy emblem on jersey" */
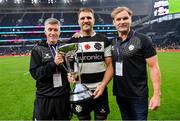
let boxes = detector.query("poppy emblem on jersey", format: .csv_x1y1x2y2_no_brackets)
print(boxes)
84,44,91,50
94,42,102,50
75,105,82,113
128,45,135,51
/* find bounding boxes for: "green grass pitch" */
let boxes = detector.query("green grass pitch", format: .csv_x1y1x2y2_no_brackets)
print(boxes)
0,52,180,120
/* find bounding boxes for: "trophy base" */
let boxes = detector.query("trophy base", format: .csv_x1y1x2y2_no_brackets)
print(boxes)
70,83,93,103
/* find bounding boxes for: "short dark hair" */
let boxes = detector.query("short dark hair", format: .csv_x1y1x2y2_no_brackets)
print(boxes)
78,8,94,18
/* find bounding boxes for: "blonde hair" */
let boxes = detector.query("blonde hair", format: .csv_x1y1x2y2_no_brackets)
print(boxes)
111,6,133,19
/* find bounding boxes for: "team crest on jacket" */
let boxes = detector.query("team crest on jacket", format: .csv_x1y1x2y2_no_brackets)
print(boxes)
44,53,51,59
128,45,135,51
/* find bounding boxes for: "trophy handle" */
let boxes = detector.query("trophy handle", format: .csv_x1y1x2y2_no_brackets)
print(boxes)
74,52,84,83
64,55,73,73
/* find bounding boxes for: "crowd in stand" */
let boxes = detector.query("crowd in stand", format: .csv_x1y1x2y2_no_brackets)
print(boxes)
0,46,32,56
154,39,180,51
0,38,180,56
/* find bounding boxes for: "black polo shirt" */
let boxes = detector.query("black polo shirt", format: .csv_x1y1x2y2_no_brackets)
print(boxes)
111,30,156,98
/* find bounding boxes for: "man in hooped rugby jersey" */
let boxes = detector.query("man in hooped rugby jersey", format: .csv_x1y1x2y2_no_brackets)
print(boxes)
67,8,113,120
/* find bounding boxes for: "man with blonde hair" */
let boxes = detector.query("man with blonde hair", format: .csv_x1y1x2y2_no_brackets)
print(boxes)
110,6,161,120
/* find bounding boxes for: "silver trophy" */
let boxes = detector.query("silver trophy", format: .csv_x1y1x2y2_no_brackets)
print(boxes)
58,43,93,103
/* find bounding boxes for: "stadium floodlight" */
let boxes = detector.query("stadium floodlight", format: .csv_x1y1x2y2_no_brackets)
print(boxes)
14,0,24,4
31,0,39,4
80,0,87,2
80,0,87,4
0,0,6,4
63,0,71,4
48,0,56,4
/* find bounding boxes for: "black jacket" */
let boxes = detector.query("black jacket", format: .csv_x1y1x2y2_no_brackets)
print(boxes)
29,40,70,97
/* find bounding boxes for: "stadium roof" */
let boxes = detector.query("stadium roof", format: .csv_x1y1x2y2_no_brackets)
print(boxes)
0,0,153,15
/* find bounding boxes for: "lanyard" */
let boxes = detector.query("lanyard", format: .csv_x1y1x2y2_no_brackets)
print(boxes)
115,40,120,58
48,44,57,58
115,39,122,61
48,44,61,73
115,30,135,60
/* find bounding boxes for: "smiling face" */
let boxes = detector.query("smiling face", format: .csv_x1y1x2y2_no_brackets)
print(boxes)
44,23,60,45
113,10,132,35
78,11,95,33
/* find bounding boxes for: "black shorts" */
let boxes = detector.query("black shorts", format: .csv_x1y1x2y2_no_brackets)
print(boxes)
33,94,71,120
72,88,110,119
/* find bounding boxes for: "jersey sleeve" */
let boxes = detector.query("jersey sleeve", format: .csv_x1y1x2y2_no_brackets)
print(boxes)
141,35,156,58
104,36,112,57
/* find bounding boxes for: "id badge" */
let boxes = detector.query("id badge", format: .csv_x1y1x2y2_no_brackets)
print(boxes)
116,61,123,76
53,73,62,88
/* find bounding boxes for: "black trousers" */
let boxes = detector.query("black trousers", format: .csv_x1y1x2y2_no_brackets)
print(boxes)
72,88,110,120
33,95,71,120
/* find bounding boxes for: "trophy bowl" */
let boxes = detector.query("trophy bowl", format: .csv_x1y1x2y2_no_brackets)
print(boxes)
58,43,78,55
70,83,93,103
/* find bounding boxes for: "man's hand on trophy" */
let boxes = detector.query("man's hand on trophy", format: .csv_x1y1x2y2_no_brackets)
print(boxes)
93,83,106,99
67,73,76,83
54,53,64,65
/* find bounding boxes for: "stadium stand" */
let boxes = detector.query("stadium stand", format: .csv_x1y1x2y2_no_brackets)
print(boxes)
0,0,180,56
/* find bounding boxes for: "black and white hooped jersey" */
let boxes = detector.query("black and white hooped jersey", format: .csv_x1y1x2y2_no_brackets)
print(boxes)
67,33,111,90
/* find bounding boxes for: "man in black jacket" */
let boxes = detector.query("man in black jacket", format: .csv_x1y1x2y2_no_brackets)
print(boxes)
29,18,71,120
